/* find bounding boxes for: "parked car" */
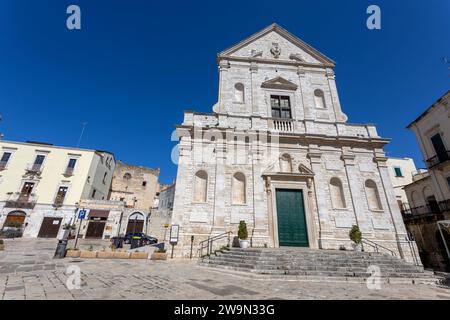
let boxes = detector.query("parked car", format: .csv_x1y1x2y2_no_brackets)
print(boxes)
123,232,158,245
0,228,23,239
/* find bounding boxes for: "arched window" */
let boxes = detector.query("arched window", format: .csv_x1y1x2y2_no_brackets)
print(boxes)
234,83,245,103
314,89,326,109
365,179,382,210
280,154,292,173
232,172,246,204
410,191,420,208
193,170,208,203
330,177,346,209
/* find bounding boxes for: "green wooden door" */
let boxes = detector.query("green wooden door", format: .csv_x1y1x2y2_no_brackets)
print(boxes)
275,189,309,247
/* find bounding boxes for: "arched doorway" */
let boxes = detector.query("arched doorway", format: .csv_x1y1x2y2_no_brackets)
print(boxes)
3,211,26,228
126,212,145,234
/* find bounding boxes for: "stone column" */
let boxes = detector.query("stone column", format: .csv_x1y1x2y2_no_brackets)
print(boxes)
307,144,330,248
341,149,371,232
297,66,312,120
326,68,348,122
250,62,259,115
218,60,230,114
211,139,227,234
374,152,407,259
251,138,269,247
171,133,192,257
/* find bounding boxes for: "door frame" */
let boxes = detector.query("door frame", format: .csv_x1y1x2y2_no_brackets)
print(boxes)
269,180,318,249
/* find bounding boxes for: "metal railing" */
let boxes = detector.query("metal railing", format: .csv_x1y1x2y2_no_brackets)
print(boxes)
362,238,396,257
0,161,8,170
4,192,38,209
63,167,74,176
426,151,450,168
26,163,44,174
198,231,232,258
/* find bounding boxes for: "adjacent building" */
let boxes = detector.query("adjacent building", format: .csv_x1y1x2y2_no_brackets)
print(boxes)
386,157,418,213
404,90,450,270
0,140,115,238
170,23,420,262
148,182,175,242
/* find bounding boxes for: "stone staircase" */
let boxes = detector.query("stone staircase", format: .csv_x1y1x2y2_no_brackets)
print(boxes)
199,247,440,284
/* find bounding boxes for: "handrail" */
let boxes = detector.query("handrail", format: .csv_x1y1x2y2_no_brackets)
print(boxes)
362,238,396,257
198,231,232,258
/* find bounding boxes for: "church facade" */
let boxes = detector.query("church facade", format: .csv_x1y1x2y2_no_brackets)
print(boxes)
171,24,419,262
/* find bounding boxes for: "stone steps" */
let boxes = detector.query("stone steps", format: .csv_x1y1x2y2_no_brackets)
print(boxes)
200,248,437,283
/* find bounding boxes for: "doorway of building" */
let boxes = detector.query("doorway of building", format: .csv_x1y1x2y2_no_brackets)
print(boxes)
38,217,62,238
85,218,106,239
275,189,309,247
3,211,26,227
126,212,145,234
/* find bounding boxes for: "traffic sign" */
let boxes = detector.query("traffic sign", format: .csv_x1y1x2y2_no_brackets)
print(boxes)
78,209,87,220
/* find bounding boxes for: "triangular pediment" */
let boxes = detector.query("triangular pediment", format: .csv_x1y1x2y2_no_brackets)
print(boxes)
218,23,335,66
261,76,298,91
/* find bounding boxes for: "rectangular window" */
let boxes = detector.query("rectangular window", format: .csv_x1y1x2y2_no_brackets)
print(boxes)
102,172,107,184
1,152,11,163
142,181,147,187
67,158,77,169
271,95,291,119
431,133,448,162
34,155,45,165
64,158,77,175
91,189,97,198
394,167,403,177
54,186,68,206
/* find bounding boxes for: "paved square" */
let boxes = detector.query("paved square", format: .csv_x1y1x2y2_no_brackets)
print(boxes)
0,239,449,300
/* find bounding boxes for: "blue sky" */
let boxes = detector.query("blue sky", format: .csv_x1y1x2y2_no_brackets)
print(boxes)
0,1,448,183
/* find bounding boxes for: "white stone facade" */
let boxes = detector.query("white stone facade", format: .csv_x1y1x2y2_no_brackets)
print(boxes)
170,24,419,262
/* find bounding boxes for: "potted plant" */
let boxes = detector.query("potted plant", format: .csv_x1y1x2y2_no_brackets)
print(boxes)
238,220,249,249
349,225,362,251
151,248,168,260
0,239,4,251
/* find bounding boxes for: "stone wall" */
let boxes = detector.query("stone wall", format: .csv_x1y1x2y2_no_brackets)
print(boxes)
109,161,159,210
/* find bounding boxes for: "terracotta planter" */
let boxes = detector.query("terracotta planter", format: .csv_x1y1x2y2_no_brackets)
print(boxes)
97,251,115,259
65,250,80,258
80,250,98,258
130,252,148,259
112,251,130,259
151,252,168,260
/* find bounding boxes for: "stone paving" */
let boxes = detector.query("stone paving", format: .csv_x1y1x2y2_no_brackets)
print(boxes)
0,238,449,300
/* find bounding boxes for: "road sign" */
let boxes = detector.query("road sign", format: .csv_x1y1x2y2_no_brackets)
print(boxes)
169,225,179,244
78,209,87,220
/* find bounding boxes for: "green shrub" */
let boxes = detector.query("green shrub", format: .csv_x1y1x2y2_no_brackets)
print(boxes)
238,220,248,240
349,225,362,244
4,221,22,228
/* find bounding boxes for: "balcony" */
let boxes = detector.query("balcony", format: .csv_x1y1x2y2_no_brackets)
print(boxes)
402,199,450,218
4,192,38,209
0,161,8,171
63,167,74,177
269,118,295,133
425,151,450,169
25,163,44,175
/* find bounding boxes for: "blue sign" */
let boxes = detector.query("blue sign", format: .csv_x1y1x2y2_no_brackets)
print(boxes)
78,209,87,220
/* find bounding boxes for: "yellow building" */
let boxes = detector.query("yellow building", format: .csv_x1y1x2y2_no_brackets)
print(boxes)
0,140,115,238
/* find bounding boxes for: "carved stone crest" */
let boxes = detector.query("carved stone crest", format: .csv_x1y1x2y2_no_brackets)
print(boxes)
270,42,281,58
